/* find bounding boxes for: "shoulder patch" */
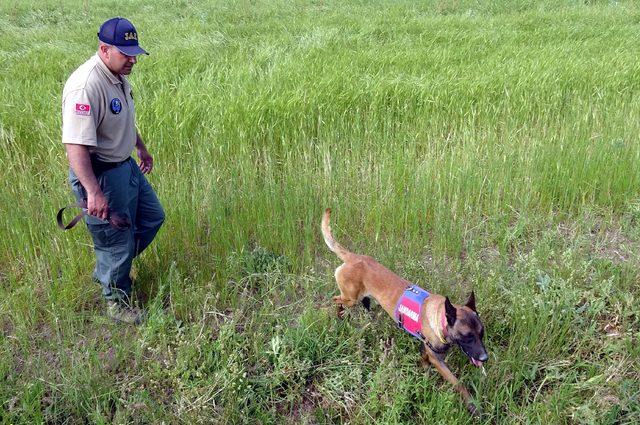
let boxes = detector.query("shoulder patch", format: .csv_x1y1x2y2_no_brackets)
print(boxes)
75,103,91,116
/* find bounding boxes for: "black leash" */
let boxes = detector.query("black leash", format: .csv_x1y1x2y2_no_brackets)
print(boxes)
57,202,88,230
56,202,131,230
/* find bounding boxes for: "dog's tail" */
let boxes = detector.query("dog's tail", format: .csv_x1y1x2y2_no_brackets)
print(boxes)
321,208,351,261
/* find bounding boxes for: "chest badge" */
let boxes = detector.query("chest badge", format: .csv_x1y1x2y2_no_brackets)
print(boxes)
110,98,122,114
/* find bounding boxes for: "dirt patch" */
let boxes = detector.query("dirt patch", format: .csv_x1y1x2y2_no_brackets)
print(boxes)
1,315,13,338
594,227,637,264
557,219,639,264
479,246,501,265
286,380,322,424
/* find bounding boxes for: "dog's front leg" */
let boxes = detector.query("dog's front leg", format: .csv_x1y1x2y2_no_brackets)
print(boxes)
422,348,479,417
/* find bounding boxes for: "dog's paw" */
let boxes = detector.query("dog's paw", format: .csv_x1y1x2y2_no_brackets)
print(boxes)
467,402,481,419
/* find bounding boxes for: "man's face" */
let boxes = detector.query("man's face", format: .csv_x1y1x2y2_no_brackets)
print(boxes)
101,44,137,75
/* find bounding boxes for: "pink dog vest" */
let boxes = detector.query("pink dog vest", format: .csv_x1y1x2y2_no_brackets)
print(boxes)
394,285,430,340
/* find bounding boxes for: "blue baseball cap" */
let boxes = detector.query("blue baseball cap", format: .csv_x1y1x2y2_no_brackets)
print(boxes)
98,17,148,56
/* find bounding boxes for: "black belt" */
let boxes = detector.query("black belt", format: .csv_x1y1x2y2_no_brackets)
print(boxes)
90,155,130,176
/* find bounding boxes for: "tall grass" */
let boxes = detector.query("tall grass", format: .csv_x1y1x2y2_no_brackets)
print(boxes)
1,0,639,423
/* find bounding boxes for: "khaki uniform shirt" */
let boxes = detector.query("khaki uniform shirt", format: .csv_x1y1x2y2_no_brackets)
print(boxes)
62,54,136,162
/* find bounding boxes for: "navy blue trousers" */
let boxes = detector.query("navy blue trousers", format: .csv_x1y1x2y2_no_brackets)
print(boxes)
69,157,164,301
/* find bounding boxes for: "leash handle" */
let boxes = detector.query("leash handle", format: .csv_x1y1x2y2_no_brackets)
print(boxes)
56,201,131,231
56,203,87,230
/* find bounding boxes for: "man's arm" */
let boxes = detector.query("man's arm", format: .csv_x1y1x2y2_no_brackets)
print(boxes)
135,132,153,174
65,144,109,220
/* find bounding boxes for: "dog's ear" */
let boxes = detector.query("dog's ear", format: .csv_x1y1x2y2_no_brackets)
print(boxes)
444,297,457,327
465,291,476,312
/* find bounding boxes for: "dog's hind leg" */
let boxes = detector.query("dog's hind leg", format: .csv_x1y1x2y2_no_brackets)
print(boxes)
333,264,362,318
333,293,359,318
361,296,371,311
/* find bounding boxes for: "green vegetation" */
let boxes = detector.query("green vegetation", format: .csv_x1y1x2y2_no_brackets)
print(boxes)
1,0,639,422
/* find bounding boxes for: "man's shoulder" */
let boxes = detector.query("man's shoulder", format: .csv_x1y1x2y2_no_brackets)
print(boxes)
63,55,104,96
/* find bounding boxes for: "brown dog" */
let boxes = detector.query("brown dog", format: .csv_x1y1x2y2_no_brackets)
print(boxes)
321,208,488,415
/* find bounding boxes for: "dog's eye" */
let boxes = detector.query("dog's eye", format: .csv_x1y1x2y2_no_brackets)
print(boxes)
460,334,474,343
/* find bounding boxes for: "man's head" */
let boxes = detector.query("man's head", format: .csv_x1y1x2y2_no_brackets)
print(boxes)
97,17,148,75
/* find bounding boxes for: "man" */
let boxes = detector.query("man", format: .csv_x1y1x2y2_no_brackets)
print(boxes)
62,17,164,324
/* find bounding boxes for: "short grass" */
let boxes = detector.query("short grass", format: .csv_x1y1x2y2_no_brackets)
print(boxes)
1,0,639,423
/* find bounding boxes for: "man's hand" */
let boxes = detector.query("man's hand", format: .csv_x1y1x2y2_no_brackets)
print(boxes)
87,189,109,221
137,145,153,174
65,144,109,220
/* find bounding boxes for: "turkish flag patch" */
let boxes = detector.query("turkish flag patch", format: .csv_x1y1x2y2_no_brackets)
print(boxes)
75,103,91,116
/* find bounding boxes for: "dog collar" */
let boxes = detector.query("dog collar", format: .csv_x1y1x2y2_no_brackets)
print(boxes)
439,309,448,343
422,300,449,345
421,308,451,354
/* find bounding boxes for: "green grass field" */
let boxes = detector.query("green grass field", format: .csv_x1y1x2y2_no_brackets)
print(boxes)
2,0,640,422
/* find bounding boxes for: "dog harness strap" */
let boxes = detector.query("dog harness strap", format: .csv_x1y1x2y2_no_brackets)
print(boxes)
394,285,430,340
